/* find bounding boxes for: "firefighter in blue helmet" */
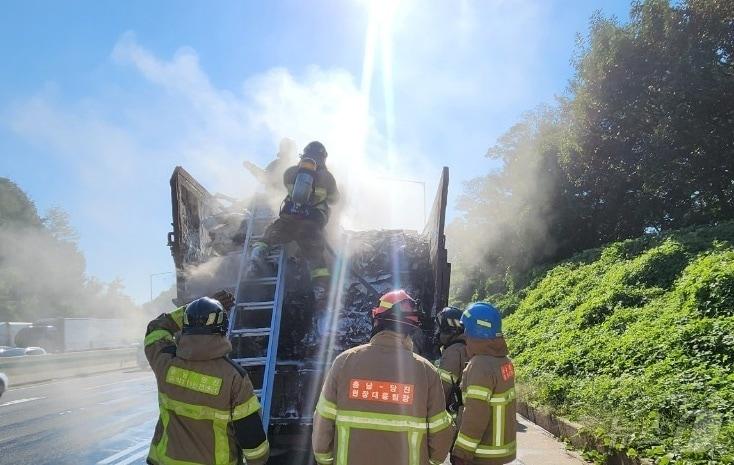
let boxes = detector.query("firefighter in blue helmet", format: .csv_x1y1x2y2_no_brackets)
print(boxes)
144,294,270,465
451,302,516,465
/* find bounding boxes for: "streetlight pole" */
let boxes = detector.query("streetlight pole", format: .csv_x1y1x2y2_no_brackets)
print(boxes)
150,271,175,302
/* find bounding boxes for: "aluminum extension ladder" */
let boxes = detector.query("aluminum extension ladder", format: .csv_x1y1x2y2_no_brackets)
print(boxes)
228,202,287,428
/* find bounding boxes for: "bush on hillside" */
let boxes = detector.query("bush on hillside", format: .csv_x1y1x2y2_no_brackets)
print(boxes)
500,222,734,464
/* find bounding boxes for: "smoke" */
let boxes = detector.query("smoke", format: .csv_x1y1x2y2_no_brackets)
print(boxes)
0,221,146,343
109,32,436,232
446,107,563,299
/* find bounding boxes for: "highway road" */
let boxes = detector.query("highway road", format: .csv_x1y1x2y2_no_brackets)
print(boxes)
0,370,585,465
0,369,157,465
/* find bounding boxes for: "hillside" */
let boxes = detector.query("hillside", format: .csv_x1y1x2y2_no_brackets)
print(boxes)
492,222,734,464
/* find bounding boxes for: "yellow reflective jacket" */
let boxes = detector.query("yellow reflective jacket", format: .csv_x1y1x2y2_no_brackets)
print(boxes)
144,308,269,465
452,337,516,465
312,330,455,465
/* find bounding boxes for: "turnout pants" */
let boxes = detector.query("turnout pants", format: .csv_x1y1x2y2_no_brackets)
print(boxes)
257,216,330,280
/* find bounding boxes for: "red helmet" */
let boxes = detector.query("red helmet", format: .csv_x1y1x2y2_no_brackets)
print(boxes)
372,290,420,327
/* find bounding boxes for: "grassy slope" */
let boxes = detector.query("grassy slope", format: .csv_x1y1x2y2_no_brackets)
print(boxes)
494,222,734,464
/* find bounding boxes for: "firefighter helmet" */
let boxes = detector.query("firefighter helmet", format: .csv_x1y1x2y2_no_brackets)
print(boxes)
303,141,327,162
372,289,420,330
460,302,502,339
436,306,464,334
182,297,228,336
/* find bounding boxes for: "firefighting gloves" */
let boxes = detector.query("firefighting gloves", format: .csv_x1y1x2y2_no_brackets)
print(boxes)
209,290,235,312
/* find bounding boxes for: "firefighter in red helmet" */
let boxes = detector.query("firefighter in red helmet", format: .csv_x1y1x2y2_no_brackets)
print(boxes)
312,289,454,465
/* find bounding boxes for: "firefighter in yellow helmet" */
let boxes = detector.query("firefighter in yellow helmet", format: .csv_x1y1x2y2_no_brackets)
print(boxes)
312,289,455,465
451,302,516,465
144,293,269,465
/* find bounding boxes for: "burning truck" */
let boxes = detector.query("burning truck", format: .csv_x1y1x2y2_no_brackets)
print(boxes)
166,166,451,461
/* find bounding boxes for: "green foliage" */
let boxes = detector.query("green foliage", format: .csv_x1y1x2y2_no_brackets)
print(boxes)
678,252,734,318
449,0,734,306
0,177,42,228
501,222,734,464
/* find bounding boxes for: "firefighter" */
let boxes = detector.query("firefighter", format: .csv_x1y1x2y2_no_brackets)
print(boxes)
250,141,339,303
144,296,270,465
243,137,298,194
435,306,469,411
312,289,454,465
451,302,516,465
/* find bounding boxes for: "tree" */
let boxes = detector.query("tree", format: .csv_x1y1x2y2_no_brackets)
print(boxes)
449,0,734,300
0,178,42,229
43,207,79,244
0,178,141,323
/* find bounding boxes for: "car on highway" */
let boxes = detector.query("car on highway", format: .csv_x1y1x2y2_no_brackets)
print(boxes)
0,372,8,398
0,346,47,357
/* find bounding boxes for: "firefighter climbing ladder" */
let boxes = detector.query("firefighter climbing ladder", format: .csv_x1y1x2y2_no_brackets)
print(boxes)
228,201,287,428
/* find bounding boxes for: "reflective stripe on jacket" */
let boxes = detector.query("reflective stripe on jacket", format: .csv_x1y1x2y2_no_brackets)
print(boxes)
452,342,516,465
312,330,455,465
144,307,269,465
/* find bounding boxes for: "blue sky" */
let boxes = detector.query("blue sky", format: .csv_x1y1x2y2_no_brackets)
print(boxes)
0,0,630,303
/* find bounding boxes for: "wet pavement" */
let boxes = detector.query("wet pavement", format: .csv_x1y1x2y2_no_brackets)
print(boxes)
0,370,586,465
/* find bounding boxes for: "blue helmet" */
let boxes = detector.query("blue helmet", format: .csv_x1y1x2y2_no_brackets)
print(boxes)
460,302,502,339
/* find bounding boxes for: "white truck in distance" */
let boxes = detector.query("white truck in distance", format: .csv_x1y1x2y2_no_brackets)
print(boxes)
13,318,129,352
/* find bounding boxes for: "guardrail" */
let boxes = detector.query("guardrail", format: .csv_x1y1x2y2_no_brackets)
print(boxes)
0,347,139,385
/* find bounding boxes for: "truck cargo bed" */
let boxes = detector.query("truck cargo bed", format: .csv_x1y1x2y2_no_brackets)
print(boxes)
167,166,451,453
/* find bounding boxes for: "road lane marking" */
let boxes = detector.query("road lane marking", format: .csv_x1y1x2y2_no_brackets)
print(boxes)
97,441,149,465
84,375,152,391
113,447,149,465
97,397,133,406
0,397,45,407
7,371,152,393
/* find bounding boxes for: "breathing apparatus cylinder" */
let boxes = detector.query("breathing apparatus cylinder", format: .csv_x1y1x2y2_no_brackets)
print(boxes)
290,157,317,208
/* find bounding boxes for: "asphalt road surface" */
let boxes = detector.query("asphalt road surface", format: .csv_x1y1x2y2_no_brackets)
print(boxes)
0,369,157,465
0,370,585,465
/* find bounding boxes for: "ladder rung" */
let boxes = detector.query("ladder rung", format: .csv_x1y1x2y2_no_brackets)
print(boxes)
242,277,278,285
237,301,275,309
231,328,271,336
254,389,262,396
233,357,268,366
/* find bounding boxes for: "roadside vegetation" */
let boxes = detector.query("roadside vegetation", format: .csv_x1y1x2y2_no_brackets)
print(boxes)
496,222,734,464
450,0,734,304
448,0,733,463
